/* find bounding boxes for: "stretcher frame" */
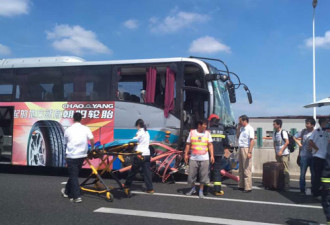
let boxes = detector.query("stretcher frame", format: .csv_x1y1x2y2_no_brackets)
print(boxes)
80,141,141,202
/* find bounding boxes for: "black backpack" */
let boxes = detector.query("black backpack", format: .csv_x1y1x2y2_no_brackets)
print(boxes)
280,130,296,153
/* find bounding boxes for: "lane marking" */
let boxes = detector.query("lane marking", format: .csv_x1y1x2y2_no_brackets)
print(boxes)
252,176,307,182
130,191,322,209
94,207,281,225
174,182,302,192
175,181,261,189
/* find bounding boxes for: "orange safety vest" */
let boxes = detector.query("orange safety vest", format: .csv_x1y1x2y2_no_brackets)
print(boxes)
190,129,210,155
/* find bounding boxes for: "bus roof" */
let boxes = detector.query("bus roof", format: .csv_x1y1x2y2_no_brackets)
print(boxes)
0,56,209,73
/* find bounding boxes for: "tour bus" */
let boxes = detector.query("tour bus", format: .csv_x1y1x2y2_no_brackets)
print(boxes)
0,56,250,168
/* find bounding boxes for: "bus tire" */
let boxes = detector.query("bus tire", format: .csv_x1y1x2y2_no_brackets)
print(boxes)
27,120,66,167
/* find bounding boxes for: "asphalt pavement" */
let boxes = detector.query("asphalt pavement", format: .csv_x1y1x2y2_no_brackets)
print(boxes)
0,167,325,225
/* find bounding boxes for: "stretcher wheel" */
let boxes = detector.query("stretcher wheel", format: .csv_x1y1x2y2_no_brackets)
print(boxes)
105,192,114,202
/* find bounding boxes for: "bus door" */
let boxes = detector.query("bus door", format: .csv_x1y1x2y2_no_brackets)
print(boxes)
0,106,14,163
179,87,209,148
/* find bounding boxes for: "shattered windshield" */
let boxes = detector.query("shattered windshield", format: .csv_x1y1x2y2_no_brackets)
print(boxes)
212,80,235,126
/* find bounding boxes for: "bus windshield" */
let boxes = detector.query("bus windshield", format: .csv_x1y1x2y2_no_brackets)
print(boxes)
212,80,235,126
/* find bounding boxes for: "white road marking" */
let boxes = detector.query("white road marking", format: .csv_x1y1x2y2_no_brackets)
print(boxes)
174,182,302,192
94,207,281,225
130,191,322,209
252,176,306,182
61,182,67,185
175,181,262,189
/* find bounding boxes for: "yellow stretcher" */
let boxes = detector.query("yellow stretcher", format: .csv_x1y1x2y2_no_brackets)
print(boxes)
80,139,140,202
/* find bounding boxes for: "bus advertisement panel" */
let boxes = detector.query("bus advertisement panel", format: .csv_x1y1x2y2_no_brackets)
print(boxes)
0,101,114,167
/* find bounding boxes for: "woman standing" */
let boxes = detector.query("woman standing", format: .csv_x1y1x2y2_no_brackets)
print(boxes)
123,119,154,196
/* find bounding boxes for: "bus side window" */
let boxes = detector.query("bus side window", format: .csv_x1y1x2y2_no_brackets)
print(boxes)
184,64,204,88
0,70,14,101
117,65,175,111
16,68,62,101
117,67,145,103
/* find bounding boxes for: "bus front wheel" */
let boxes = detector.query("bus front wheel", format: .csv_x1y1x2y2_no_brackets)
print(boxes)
27,120,66,167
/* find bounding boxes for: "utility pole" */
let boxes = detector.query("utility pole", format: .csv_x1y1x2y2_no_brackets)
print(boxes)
312,0,318,120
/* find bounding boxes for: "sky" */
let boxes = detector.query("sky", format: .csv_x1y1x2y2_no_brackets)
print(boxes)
0,0,329,118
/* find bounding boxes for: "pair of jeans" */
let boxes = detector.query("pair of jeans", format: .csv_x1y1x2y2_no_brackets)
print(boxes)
125,155,153,191
299,156,312,192
312,157,326,197
65,157,85,199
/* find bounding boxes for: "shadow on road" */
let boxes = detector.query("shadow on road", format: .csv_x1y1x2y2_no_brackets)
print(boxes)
285,218,321,225
253,180,320,204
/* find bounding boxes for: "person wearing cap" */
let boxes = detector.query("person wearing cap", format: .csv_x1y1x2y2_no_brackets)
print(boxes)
208,114,230,196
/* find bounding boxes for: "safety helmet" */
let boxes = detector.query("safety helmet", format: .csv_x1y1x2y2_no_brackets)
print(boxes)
208,114,220,121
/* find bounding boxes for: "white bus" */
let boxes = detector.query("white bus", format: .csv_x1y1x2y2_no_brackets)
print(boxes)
0,56,251,168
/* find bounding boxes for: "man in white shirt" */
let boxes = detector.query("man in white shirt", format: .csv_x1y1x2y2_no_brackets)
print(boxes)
237,115,255,193
293,118,316,194
273,119,290,191
309,117,329,197
61,112,94,203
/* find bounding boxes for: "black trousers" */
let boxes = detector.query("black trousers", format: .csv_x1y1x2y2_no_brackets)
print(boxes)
125,155,153,191
312,157,325,197
212,156,228,192
65,157,85,199
322,183,330,222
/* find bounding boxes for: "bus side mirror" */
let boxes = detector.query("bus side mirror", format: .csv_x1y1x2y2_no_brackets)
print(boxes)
226,81,236,103
243,85,253,104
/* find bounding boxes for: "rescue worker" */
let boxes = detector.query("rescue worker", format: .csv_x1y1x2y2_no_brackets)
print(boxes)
321,141,330,224
184,119,215,198
316,118,330,223
208,114,230,196
123,119,154,196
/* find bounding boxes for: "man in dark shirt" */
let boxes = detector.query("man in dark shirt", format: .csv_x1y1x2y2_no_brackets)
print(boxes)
208,114,230,196
319,118,330,223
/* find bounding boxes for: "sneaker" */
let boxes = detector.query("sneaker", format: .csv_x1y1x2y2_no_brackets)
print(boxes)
146,190,154,194
199,191,205,199
61,188,68,198
186,188,196,196
215,190,224,196
70,197,82,203
124,188,131,197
